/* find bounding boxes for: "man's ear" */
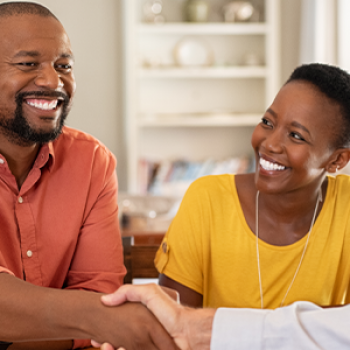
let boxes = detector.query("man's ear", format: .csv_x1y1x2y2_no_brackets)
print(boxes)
326,148,350,173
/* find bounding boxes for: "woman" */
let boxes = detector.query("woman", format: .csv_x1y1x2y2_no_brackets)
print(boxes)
155,63,350,309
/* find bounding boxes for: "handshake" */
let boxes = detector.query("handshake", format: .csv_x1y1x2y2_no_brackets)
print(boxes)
91,284,215,350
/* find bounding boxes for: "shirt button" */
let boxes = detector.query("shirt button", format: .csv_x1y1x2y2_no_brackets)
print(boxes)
18,197,23,204
0,159,4,164
27,250,33,258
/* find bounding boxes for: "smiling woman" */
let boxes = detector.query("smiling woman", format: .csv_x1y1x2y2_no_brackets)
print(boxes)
155,63,350,310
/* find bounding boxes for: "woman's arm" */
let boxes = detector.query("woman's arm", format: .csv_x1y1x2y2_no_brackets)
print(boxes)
159,274,203,307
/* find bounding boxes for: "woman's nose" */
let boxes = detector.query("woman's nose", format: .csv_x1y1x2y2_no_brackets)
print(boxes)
264,130,283,153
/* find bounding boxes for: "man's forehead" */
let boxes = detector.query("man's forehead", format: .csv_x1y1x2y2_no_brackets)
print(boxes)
0,13,67,38
0,14,73,57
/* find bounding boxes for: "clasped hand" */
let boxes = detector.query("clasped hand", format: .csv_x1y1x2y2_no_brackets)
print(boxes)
91,284,196,350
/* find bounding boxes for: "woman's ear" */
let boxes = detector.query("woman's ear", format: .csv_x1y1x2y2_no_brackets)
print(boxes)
327,149,350,173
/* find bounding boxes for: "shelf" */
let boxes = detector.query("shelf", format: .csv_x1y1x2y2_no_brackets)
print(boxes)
139,66,267,78
138,113,262,127
139,23,267,35
123,0,280,193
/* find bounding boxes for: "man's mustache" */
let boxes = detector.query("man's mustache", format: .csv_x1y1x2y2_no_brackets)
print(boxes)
15,90,70,105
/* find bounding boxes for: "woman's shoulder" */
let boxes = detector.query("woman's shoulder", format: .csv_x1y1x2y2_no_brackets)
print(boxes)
331,174,350,189
327,174,350,205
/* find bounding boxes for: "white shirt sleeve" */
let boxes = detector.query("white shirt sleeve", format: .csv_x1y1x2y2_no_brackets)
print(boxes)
211,301,350,350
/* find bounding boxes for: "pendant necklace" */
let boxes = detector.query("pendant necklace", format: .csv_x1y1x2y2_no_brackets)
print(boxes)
255,190,322,309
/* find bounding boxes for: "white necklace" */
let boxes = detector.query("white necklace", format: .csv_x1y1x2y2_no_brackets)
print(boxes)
255,190,322,308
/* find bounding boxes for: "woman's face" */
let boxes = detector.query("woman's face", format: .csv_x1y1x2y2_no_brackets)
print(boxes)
251,80,342,195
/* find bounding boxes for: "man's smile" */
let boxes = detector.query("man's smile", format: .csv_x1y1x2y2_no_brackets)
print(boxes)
25,98,60,111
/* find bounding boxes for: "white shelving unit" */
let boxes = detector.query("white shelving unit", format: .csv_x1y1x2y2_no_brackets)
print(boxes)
123,0,280,194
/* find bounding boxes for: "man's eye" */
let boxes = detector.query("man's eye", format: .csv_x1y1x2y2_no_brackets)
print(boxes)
18,62,36,67
56,64,72,71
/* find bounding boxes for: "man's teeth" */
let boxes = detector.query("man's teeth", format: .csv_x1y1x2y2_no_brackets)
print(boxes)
26,100,58,111
260,158,286,171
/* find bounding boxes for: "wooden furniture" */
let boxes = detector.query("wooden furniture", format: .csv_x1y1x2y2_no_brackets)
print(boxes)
122,235,163,284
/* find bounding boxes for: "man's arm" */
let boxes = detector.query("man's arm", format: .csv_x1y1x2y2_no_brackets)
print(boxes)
103,284,350,350
0,274,177,350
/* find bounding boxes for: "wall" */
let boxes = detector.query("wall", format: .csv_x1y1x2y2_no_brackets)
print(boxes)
0,0,127,190
0,0,301,191
280,0,302,82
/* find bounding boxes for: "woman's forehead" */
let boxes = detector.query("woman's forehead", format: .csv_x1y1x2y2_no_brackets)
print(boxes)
271,81,343,139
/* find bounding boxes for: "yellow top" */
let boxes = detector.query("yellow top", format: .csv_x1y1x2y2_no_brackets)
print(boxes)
155,174,350,309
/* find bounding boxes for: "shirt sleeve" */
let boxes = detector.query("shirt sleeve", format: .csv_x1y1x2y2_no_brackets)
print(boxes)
211,302,350,350
0,268,15,276
155,178,209,294
64,148,126,293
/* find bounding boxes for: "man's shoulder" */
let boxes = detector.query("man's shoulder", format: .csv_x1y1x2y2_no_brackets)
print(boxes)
56,126,109,151
60,126,104,144
51,126,115,163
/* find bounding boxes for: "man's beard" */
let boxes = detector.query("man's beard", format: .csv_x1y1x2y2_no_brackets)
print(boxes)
0,91,71,146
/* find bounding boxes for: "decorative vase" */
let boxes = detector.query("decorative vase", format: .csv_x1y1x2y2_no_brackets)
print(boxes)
184,0,209,23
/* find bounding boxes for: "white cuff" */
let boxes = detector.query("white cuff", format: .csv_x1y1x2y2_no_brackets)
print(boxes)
211,307,269,350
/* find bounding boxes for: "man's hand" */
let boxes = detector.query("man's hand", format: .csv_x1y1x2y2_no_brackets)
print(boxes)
92,301,177,350
99,284,215,350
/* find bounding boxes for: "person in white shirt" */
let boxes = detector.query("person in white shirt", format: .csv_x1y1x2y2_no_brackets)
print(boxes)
96,283,350,350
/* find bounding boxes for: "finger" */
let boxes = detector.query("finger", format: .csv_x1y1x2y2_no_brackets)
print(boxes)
100,343,116,350
159,286,179,303
91,339,102,348
104,284,182,336
102,284,178,311
101,284,132,306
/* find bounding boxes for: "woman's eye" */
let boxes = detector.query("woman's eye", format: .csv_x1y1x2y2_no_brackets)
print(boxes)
291,132,304,141
261,117,272,127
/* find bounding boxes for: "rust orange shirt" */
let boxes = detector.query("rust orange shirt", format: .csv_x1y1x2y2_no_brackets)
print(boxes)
0,126,125,348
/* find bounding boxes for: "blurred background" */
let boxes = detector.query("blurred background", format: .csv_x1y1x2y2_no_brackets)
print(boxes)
3,0,349,233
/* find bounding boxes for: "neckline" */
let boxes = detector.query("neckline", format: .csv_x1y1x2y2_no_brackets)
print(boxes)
231,174,332,250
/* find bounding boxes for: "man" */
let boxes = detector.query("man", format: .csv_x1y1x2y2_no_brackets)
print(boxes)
102,284,350,350
0,2,176,350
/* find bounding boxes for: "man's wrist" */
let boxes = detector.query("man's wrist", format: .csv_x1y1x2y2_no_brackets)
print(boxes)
183,307,216,350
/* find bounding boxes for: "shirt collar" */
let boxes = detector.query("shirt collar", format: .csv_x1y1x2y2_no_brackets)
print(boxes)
34,142,55,172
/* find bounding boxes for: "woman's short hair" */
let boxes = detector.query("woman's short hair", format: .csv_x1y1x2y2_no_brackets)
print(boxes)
287,63,350,148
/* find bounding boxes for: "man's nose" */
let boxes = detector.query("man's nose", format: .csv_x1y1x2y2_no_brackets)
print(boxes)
34,65,64,90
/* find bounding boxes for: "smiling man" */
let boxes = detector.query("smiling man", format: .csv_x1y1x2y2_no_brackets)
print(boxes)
0,2,176,350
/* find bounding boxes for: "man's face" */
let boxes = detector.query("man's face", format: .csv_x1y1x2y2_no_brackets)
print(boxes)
0,14,76,146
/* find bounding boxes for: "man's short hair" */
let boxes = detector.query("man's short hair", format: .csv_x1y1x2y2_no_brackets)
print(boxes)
0,1,57,20
287,63,350,148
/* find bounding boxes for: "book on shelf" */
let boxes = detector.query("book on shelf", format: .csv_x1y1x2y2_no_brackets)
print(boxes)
137,155,255,197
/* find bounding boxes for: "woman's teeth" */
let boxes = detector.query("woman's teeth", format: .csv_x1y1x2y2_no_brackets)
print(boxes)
260,158,286,171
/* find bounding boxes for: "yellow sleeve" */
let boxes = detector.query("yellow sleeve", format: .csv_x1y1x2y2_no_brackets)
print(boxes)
155,177,211,295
